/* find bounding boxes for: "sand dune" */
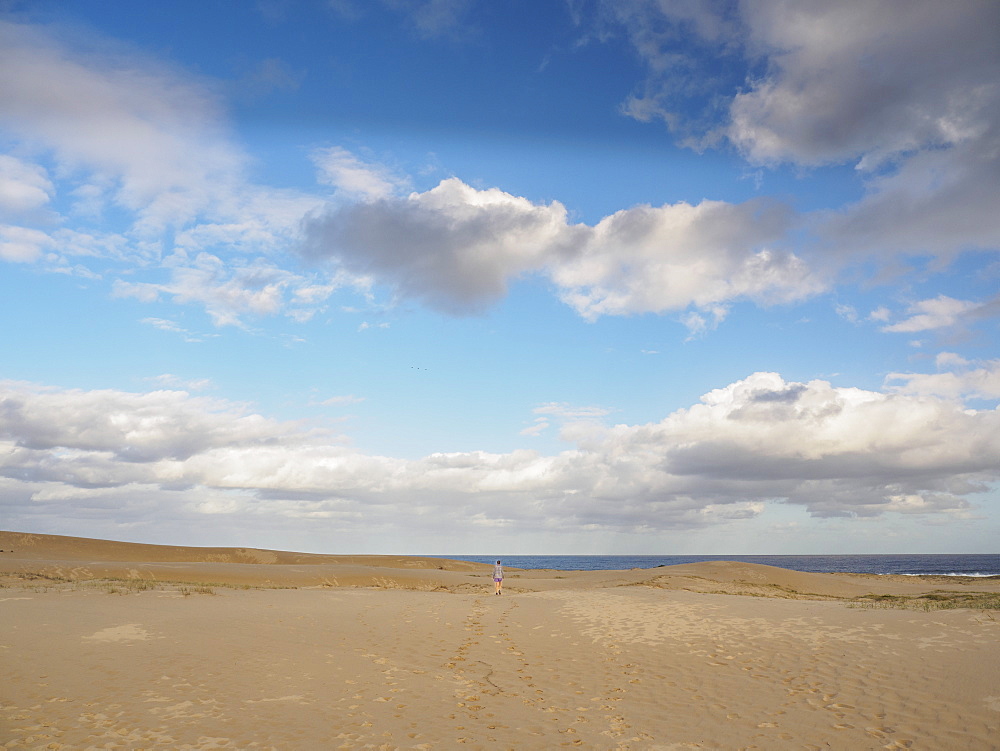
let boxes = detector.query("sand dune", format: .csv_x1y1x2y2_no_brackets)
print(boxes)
2,531,996,598
2,532,998,749
0,530,485,569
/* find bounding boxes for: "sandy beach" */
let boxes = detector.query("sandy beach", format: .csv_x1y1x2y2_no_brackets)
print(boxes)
2,532,998,750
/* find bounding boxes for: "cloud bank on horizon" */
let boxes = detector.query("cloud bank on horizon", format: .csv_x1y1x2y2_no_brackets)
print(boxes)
0,0,997,553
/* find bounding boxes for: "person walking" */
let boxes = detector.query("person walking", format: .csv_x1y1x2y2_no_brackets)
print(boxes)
492,560,504,595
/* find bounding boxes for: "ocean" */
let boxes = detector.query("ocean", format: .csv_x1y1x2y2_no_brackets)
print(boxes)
437,554,1000,577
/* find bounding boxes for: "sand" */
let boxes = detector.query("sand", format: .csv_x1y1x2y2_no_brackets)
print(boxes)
1,532,998,750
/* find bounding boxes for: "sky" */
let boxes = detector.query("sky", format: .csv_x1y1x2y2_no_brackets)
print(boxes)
1,0,998,555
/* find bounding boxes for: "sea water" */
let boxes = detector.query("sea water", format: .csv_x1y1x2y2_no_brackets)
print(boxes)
436,554,1000,577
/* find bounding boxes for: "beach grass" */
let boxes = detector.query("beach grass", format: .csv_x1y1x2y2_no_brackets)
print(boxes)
1,571,272,595
849,590,1000,611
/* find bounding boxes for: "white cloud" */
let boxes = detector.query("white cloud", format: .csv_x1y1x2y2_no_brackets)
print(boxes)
880,295,980,333
0,154,53,215
1,374,995,541
303,178,823,319
0,381,314,465
303,177,576,314
868,306,892,323
318,395,366,406
120,253,344,327
167,254,292,326
114,282,161,304
533,403,612,419
140,318,206,343
680,305,728,339
936,352,970,369
313,146,409,201
553,199,818,320
0,224,50,262
834,303,858,324
520,418,550,437
146,374,213,391
171,185,324,257
886,358,1000,401
0,20,249,232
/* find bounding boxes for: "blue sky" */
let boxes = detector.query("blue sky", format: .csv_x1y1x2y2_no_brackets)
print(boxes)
1,0,998,555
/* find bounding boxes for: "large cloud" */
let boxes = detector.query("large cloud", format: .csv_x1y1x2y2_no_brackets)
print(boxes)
821,129,1000,257
552,197,816,319
0,20,246,231
303,178,575,314
728,1,1000,167
730,0,1000,257
2,373,996,540
609,0,1000,260
303,177,821,319
0,20,333,324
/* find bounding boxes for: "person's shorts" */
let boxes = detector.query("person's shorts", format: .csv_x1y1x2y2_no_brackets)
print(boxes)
494,577,502,582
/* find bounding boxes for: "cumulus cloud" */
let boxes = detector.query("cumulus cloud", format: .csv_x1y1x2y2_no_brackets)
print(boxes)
1,373,996,540
606,0,1000,260
303,177,822,318
0,381,318,466
558,198,817,320
303,177,577,314
727,1,1000,167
